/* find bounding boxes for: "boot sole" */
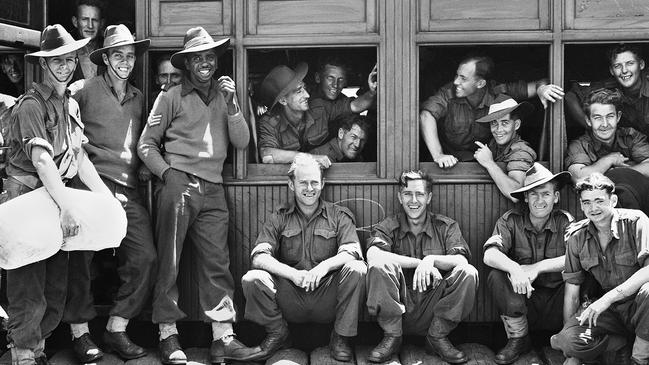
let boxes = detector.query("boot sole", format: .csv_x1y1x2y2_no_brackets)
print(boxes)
103,344,147,361
425,347,468,364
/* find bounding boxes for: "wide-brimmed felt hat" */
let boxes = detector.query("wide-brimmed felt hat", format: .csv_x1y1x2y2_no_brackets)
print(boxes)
25,24,91,64
476,94,534,123
170,27,230,69
510,163,572,201
89,24,150,65
259,63,308,109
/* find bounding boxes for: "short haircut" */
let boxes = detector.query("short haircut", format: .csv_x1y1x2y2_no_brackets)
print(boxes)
75,0,105,17
398,170,433,193
607,43,643,65
575,173,615,196
317,55,348,75
339,117,369,136
582,88,622,116
287,153,324,181
458,54,494,80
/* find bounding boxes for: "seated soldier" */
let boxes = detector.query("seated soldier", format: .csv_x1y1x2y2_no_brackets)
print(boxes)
483,163,573,364
474,96,537,202
552,173,649,365
420,54,563,168
565,44,649,137
241,154,367,362
309,56,377,136
309,117,368,162
256,63,371,166
565,88,649,214
366,170,478,364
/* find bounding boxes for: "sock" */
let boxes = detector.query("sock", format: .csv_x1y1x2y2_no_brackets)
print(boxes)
106,316,129,333
159,322,179,341
70,323,90,339
212,322,234,341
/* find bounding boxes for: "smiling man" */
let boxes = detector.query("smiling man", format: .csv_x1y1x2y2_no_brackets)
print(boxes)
70,0,106,83
0,54,24,96
62,24,155,362
365,170,477,363
420,55,563,168
242,153,366,362
483,163,572,364
565,44,649,137
308,117,368,162
474,95,537,202
566,88,649,214
138,27,259,364
552,173,649,365
257,62,370,167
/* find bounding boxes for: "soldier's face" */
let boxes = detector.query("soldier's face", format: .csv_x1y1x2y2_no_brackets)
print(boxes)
281,81,309,112
525,182,559,220
579,188,617,225
586,103,620,144
72,5,103,40
453,61,483,98
289,163,323,209
156,60,183,87
185,50,217,84
398,179,431,221
339,124,366,159
316,65,347,100
1,55,23,84
490,115,520,146
610,51,644,90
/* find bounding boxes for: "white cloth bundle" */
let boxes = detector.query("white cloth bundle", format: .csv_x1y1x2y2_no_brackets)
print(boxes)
0,187,127,269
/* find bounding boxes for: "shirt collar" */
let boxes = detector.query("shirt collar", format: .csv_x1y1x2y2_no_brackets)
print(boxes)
180,77,218,100
522,209,558,233
327,138,344,161
397,211,435,239
586,129,621,152
101,73,137,102
32,81,59,101
586,209,621,240
490,133,521,157
286,198,328,219
277,110,314,134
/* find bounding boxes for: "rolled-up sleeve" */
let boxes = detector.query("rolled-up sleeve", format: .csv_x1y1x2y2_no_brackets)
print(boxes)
444,221,471,260
505,143,537,173
562,235,586,285
367,220,395,253
251,214,282,259
15,99,54,158
138,92,173,179
634,212,649,267
484,216,513,254
257,114,281,150
565,138,593,168
336,208,363,259
420,85,451,121
629,129,649,162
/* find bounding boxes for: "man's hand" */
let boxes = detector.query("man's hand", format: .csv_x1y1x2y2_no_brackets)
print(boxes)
520,263,540,283
367,64,378,95
138,165,152,182
473,141,493,166
302,264,329,292
413,257,442,292
312,154,332,169
433,153,458,169
291,269,309,287
508,266,534,298
604,152,630,168
577,296,613,327
217,76,236,104
59,204,82,238
537,84,565,109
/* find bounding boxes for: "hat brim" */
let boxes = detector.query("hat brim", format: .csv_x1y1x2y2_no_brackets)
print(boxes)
89,39,151,65
25,37,91,64
270,62,308,109
476,101,534,123
510,170,572,201
170,38,230,69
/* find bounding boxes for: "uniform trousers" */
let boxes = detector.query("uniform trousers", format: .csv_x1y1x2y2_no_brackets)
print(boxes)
553,282,649,362
63,177,157,323
151,168,235,324
366,259,478,338
241,260,367,336
4,177,68,349
487,269,564,332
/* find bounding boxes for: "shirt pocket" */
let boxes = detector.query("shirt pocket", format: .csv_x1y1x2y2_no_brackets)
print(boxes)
580,257,599,271
313,228,338,263
279,229,302,266
615,249,640,282
44,116,59,144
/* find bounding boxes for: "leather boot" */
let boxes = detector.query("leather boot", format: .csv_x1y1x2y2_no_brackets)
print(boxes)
71,333,104,363
103,331,147,360
329,331,353,362
494,335,531,364
158,334,186,365
210,335,263,363
256,324,291,360
367,334,402,363
425,336,467,364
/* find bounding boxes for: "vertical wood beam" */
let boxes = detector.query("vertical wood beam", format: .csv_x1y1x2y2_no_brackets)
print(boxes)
234,0,247,179
550,0,565,171
378,0,418,179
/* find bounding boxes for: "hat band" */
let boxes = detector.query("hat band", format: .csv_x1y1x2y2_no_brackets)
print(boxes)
103,35,136,48
184,36,213,50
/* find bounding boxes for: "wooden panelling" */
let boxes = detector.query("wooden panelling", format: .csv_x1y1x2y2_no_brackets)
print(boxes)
565,0,649,30
149,0,232,37
246,0,377,36
419,0,550,31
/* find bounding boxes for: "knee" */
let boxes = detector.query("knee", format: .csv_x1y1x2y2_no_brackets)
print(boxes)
368,257,399,277
636,282,649,302
241,270,272,292
486,269,508,290
342,260,367,280
454,263,478,283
